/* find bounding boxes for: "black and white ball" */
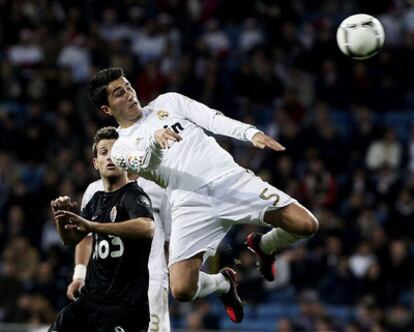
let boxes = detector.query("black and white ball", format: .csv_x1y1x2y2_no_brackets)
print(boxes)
336,14,385,60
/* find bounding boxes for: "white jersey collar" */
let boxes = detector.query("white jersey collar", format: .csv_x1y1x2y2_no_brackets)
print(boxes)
117,107,151,136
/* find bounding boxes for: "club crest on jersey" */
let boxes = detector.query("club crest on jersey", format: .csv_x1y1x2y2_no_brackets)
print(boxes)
157,110,169,120
138,195,151,208
110,206,117,222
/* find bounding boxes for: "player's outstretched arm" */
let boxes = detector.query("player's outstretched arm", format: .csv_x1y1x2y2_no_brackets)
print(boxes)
58,210,154,239
169,92,255,140
251,132,286,152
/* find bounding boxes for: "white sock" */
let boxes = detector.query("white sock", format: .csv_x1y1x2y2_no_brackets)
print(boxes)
260,228,307,254
192,271,230,300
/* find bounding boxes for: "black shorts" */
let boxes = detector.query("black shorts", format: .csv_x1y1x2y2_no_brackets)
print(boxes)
48,298,149,332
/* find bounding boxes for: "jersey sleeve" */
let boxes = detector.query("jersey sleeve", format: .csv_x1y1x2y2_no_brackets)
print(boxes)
80,199,93,220
81,181,103,210
167,92,262,141
122,189,154,220
111,136,164,173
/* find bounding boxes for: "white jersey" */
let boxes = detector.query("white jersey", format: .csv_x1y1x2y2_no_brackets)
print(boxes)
111,92,261,205
81,178,171,288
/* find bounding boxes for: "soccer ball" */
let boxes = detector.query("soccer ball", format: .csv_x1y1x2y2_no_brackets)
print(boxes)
336,14,385,60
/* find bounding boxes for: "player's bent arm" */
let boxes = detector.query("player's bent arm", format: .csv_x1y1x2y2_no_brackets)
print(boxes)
111,138,163,173
58,210,154,239
75,235,92,265
92,217,154,239
56,218,88,246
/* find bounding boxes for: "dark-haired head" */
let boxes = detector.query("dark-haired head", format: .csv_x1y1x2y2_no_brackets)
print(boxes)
92,126,119,157
88,67,124,110
88,67,142,128
92,126,126,187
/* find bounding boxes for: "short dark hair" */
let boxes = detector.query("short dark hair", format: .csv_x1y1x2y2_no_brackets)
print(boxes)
92,126,119,156
88,67,125,110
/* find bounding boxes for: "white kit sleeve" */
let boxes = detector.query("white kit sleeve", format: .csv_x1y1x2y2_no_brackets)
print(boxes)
111,137,164,173
169,92,262,141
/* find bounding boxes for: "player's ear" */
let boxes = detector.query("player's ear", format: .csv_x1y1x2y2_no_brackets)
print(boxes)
100,105,113,117
93,158,98,170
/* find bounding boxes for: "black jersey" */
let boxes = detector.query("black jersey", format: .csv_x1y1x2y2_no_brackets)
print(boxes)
80,181,153,309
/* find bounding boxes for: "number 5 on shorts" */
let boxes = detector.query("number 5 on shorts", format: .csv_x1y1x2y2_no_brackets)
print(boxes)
259,188,280,206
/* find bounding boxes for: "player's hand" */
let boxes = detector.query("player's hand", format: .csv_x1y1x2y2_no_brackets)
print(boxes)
154,128,182,149
251,132,286,152
50,196,78,213
67,278,85,301
51,196,75,225
57,210,95,233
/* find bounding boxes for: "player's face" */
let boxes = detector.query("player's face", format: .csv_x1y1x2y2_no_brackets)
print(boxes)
102,77,142,128
93,139,125,179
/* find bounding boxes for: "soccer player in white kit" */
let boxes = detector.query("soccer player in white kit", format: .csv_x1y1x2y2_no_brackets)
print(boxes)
88,68,319,323
67,172,171,332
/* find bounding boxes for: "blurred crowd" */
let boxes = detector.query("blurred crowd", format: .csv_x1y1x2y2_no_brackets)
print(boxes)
1,0,414,331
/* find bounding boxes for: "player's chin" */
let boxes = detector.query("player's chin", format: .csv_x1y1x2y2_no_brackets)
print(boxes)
129,104,141,117
104,168,123,177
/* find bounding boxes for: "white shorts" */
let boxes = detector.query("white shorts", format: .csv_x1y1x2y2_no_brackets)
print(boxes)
148,280,170,332
168,168,297,266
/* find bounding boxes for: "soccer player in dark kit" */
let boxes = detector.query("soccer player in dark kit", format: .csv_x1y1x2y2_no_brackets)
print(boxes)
49,127,154,332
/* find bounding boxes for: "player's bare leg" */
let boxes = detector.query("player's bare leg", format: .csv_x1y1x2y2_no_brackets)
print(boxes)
169,253,244,322
246,202,318,281
169,253,203,301
264,202,318,235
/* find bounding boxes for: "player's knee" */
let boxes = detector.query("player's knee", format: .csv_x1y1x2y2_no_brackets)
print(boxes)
302,213,319,237
171,284,197,302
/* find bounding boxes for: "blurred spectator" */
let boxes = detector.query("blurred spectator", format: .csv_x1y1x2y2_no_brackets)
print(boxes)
382,240,414,304
349,242,376,279
8,29,43,67
366,128,403,170
131,18,168,64
2,237,39,282
238,18,264,52
357,262,387,307
40,211,62,252
314,316,336,331
295,290,326,331
301,157,337,208
237,249,264,303
185,299,219,330
385,304,414,332
264,251,292,291
319,256,358,305
354,300,382,331
275,317,294,332
135,60,167,105
202,19,230,56
57,34,91,83
391,188,414,238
